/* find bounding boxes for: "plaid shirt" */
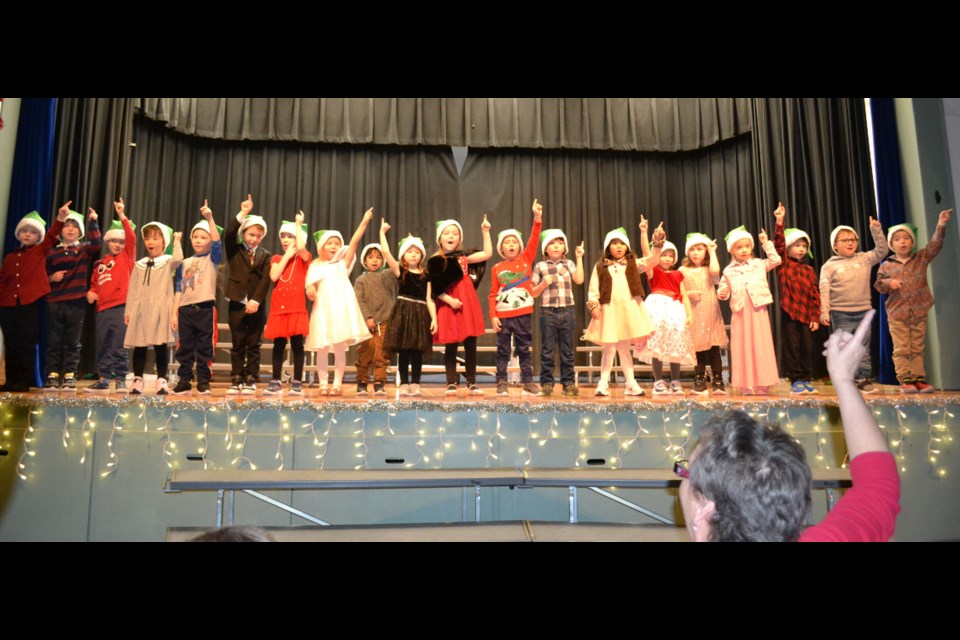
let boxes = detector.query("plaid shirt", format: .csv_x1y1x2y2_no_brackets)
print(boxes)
774,222,820,324
533,258,577,307
875,223,945,322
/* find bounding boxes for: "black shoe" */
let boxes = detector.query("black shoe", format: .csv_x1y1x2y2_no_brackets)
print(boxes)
693,375,708,395
172,379,193,395
357,383,369,396
196,381,212,395
373,382,386,396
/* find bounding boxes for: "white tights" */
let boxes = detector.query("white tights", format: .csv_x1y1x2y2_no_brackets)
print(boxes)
317,342,347,388
600,340,636,386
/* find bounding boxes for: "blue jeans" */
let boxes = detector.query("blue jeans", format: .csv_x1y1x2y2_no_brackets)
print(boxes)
96,305,129,379
539,306,576,386
830,309,872,379
496,315,533,383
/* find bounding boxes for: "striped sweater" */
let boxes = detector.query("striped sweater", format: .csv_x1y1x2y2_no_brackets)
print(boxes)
46,219,101,303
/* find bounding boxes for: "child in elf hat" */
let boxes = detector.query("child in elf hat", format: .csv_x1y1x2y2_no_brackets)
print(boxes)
85,198,137,394
224,194,272,395
380,221,437,397
305,208,374,396
44,204,101,391
819,216,888,393
532,227,585,396
0,205,67,392
583,219,663,397
353,241,397,396
636,221,694,395
262,211,311,397
489,199,543,396
717,225,781,395
875,209,952,393
428,214,493,396
679,232,727,395
171,200,222,396
124,219,183,395
773,202,822,395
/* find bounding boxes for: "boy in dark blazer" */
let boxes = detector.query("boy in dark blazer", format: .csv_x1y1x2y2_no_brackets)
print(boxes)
224,194,272,394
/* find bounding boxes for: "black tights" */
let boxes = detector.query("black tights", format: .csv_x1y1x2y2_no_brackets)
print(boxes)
272,335,305,381
652,358,681,382
133,345,169,379
398,350,423,384
695,346,723,379
444,336,477,385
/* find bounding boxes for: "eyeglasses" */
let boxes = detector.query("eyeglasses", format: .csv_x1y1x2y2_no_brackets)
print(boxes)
836,238,858,244
673,460,690,479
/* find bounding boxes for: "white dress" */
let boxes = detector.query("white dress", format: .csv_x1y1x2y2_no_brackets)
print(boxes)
304,248,371,350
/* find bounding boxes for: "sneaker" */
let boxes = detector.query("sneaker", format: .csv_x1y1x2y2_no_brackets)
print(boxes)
130,377,145,395
563,384,580,397
670,380,685,395
44,373,60,391
86,379,112,394
445,384,458,396
172,379,193,395
289,380,304,396
197,381,212,395
115,378,128,394
594,383,610,397
856,378,878,394
625,382,645,396
712,380,727,395
264,380,283,396
522,382,541,396
227,379,242,395
802,381,818,394
899,381,919,394
653,380,670,396
790,380,807,395
468,384,485,396
541,384,554,397
62,376,77,392
156,378,170,395
497,381,509,396
356,383,369,396
242,382,256,395
399,384,411,397
409,383,423,397
914,378,935,394
373,382,386,396
692,376,708,395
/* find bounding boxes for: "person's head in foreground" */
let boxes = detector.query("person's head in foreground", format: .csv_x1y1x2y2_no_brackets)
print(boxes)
190,525,274,542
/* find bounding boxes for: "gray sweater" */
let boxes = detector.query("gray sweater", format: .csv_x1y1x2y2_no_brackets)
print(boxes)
819,224,888,319
354,269,397,323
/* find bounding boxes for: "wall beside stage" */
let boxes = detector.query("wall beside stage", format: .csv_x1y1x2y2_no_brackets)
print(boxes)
0,397,957,541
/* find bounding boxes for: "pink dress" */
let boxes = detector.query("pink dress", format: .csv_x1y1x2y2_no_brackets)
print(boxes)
720,241,781,391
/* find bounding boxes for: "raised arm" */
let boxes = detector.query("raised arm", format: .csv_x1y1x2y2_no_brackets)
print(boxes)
573,242,585,285
638,215,651,258
759,228,781,271
467,214,493,264
342,207,374,267
379,219,401,278
523,199,544,263
639,223,664,278
866,216,890,265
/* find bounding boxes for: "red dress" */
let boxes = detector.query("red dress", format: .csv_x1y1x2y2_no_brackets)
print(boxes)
430,253,486,344
264,251,311,339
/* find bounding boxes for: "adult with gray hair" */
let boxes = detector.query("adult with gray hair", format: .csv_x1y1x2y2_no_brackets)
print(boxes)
680,310,901,541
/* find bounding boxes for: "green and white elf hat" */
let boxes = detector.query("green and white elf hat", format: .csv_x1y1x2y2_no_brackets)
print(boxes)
829,225,858,254
279,220,308,244
15,211,46,243
887,223,917,249
685,232,711,256
784,227,814,260
725,225,754,252
104,218,136,242
313,229,343,252
540,229,568,256
191,219,223,238
397,235,426,266
238,215,268,243
360,243,385,270
496,228,523,258
435,219,463,245
60,209,85,241
603,227,631,251
141,221,174,255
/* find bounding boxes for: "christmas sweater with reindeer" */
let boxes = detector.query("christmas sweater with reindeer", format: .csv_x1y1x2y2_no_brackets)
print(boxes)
488,218,542,320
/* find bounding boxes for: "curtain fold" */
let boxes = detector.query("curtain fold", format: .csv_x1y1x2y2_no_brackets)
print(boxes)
137,98,752,151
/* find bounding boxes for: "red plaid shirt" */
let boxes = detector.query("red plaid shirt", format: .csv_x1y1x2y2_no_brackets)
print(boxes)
774,222,820,324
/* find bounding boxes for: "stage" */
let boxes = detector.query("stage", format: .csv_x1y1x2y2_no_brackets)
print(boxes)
0,382,958,541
